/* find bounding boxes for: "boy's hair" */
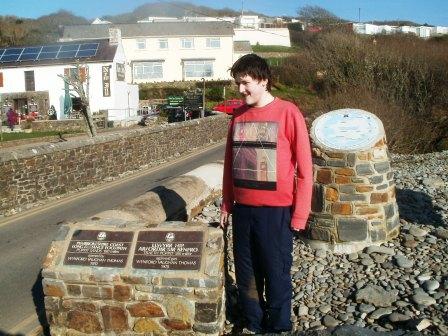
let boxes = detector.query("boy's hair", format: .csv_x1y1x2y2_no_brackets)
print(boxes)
230,53,272,91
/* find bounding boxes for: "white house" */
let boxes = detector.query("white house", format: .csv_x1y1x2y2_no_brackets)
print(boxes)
234,27,291,47
236,15,260,29
0,37,138,121
61,22,237,83
416,26,432,39
353,23,448,39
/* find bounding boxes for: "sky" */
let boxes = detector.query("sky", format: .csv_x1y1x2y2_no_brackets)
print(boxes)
0,0,447,26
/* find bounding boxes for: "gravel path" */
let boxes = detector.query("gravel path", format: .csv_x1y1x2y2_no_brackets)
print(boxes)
195,151,448,335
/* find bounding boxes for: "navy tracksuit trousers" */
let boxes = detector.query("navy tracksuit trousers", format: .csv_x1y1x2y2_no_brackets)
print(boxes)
232,203,293,333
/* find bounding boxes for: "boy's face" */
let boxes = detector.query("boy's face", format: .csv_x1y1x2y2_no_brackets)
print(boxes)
235,74,269,107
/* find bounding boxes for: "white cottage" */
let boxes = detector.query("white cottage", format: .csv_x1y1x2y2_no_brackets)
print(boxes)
0,38,138,121
61,22,237,83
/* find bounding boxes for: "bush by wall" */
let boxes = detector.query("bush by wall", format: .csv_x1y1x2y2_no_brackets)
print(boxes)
272,31,448,153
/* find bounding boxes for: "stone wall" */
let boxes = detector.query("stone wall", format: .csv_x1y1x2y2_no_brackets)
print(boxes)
27,119,85,133
0,115,229,214
308,137,400,252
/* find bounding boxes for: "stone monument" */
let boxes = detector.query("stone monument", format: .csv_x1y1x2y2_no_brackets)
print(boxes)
41,164,225,335
307,108,400,253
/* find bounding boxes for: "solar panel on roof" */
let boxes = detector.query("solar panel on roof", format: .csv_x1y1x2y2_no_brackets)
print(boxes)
57,50,77,59
79,43,99,51
0,42,100,63
60,45,79,52
1,54,20,62
4,48,23,56
76,49,97,57
23,47,41,54
37,52,58,60
42,46,60,53
19,54,39,61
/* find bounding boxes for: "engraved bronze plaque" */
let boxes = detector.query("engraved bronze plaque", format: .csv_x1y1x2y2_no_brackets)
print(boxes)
133,231,204,270
64,230,133,268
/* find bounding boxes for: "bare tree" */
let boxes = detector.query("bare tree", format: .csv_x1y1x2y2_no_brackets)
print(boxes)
298,5,342,26
59,63,97,137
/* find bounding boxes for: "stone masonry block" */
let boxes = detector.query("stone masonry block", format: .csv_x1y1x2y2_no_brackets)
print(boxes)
335,168,355,176
356,163,374,176
337,218,368,242
340,194,367,202
387,216,400,231
67,284,81,297
316,169,332,184
44,296,61,311
326,152,345,159
339,185,356,194
101,306,129,332
374,162,390,173
204,253,222,277
43,279,66,297
187,278,221,288
376,183,388,190
331,203,352,215
356,185,374,192
310,227,335,242
153,286,193,295
327,160,346,167
193,322,222,334
347,153,357,166
62,300,97,312
133,318,165,333
113,284,132,301
67,310,102,333
311,184,324,212
163,319,192,330
166,296,194,324
384,204,395,219
195,301,222,323
325,187,339,202
369,175,384,184
127,302,165,317
194,289,221,300
335,176,351,184
162,277,187,287
371,193,389,204
371,229,387,242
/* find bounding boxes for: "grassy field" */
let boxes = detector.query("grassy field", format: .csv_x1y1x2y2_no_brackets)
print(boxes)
0,130,81,142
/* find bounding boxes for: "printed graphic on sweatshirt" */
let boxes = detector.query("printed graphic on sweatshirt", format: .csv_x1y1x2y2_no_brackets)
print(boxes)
232,121,278,190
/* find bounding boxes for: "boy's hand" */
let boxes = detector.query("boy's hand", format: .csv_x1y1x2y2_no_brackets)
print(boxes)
220,212,230,229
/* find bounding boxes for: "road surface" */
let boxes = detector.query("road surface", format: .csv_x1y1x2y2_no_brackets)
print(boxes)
0,142,225,335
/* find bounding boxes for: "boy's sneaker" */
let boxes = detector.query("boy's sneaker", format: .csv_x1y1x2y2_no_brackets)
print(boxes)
241,327,257,334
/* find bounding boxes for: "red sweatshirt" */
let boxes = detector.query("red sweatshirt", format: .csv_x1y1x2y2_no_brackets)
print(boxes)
221,97,313,230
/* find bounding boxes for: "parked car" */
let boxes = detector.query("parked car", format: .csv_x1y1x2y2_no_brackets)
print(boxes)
213,99,244,114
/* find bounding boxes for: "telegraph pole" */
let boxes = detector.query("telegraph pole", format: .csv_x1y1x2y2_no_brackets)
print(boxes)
358,8,361,23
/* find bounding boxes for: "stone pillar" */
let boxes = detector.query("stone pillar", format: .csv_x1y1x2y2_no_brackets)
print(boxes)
42,220,225,335
307,109,399,253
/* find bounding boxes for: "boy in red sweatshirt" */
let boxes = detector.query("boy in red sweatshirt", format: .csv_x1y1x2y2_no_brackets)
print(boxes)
220,54,313,333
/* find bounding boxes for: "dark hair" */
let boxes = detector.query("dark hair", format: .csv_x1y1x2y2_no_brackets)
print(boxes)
230,53,272,91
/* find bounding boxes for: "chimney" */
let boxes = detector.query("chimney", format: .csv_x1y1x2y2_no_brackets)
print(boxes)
109,27,122,45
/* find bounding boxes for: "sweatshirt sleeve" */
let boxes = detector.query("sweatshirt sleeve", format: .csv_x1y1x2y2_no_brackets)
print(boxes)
289,107,313,230
221,118,234,214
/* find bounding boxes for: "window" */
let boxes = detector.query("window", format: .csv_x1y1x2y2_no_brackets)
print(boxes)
0,72,3,87
158,39,168,49
181,38,194,49
24,71,35,91
206,37,220,48
133,61,163,79
136,39,146,50
184,60,213,78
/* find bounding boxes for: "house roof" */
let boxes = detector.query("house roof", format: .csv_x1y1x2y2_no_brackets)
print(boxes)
62,21,235,40
0,39,117,69
233,41,252,53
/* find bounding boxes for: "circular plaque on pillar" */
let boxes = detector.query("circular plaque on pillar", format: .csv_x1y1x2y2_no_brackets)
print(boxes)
311,109,384,151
